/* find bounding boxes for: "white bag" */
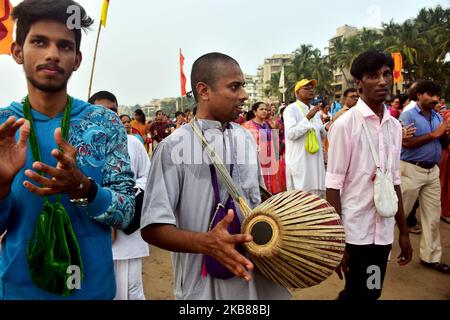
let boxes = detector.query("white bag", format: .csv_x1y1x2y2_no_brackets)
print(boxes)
358,111,398,218
373,168,398,217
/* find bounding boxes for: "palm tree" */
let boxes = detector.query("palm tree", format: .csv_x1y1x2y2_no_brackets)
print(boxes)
358,28,382,50
383,20,427,79
263,5,450,102
329,35,361,86
310,51,333,96
266,72,281,102
291,44,315,79
416,6,450,61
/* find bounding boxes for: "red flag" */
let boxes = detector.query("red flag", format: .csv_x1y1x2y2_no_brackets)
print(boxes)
179,49,187,97
0,0,14,55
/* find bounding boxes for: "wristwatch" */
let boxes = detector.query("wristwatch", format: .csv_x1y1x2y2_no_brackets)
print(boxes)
70,177,98,207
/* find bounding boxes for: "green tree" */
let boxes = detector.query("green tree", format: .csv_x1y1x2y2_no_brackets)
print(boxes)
262,5,450,102
310,51,333,96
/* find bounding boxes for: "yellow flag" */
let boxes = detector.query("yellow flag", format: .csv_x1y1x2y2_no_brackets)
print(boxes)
100,0,110,27
0,0,14,55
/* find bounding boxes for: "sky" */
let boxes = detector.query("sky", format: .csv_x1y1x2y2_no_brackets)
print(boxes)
0,0,449,106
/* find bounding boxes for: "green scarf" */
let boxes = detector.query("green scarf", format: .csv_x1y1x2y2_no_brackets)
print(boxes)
23,96,84,296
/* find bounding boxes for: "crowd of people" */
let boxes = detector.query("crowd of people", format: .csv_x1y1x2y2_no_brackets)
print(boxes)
0,0,449,301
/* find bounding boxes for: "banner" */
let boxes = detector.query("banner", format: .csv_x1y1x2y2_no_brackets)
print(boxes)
391,52,403,84
0,0,14,55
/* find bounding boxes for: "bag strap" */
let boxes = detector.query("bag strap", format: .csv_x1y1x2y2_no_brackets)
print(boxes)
296,100,313,123
357,110,392,173
209,165,221,206
357,110,381,169
210,164,234,206
386,123,392,174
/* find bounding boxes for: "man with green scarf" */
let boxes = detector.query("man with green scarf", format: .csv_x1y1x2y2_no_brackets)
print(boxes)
0,0,135,299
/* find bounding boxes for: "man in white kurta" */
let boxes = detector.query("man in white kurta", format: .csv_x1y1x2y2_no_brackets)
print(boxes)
284,79,326,196
113,134,150,300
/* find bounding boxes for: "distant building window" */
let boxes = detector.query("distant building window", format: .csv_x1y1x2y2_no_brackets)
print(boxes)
335,75,343,82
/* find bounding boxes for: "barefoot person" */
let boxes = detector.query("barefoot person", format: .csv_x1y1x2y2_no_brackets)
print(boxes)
0,0,135,299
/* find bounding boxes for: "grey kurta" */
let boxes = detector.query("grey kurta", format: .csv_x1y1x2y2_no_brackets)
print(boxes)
141,119,291,300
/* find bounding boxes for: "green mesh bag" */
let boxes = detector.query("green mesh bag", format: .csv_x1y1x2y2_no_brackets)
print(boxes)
23,96,84,296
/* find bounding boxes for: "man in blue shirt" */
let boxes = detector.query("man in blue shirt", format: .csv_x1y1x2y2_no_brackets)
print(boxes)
330,94,342,117
399,80,450,274
0,0,135,299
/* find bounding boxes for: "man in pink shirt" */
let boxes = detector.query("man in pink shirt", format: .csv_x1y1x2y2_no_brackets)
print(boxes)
326,50,412,300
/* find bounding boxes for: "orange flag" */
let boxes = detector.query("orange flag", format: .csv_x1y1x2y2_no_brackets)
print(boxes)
391,52,403,84
0,0,14,55
179,49,187,97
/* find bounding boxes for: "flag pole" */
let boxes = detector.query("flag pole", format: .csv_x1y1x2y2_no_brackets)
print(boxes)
88,20,102,100
180,97,184,112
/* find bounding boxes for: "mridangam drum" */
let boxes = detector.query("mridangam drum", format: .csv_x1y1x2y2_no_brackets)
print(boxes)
241,190,345,289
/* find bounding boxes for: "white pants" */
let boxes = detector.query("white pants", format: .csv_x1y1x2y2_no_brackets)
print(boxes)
114,258,145,300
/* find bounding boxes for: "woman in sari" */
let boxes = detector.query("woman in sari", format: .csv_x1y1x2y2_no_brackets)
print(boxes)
244,102,284,194
267,103,287,191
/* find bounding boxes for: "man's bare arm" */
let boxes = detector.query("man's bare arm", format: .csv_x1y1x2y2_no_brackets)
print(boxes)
394,185,413,265
326,188,342,216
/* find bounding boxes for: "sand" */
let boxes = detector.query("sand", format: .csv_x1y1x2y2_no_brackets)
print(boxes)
142,220,450,300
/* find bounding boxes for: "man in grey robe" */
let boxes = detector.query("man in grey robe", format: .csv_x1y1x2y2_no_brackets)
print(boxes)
140,52,291,300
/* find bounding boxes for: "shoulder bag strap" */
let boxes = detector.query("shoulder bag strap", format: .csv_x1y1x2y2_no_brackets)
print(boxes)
296,100,312,122
357,110,380,169
386,121,393,174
